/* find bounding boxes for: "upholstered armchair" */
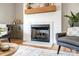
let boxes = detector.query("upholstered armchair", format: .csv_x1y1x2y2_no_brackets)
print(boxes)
56,32,79,54
0,25,11,42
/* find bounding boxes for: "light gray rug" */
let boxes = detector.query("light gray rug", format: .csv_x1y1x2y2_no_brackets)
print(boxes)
13,45,74,56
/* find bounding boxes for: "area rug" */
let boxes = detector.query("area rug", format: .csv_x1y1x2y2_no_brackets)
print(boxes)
13,45,74,56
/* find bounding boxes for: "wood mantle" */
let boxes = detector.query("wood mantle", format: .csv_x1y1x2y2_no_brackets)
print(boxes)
25,5,56,14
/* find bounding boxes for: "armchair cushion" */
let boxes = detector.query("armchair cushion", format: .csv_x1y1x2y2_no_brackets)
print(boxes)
58,36,79,47
0,24,8,37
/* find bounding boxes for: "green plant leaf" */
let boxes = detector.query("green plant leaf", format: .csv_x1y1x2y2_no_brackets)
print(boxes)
64,11,79,27
76,12,79,20
64,15,74,22
64,15,72,20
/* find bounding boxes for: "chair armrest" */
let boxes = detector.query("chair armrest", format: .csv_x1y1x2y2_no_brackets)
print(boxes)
56,33,66,38
56,33,66,42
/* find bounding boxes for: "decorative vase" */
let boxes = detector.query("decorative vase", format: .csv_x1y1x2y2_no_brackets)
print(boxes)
0,43,10,51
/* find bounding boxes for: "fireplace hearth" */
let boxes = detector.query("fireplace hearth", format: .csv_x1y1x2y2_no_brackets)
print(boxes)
31,24,50,42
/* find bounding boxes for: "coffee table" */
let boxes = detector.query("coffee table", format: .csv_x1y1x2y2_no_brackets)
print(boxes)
0,43,18,56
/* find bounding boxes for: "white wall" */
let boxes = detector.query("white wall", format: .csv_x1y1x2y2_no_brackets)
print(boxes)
62,3,79,32
24,3,62,47
0,3,16,24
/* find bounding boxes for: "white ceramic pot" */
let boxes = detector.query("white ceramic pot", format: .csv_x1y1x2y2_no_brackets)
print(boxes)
40,4,45,7
40,3,49,7
31,3,40,8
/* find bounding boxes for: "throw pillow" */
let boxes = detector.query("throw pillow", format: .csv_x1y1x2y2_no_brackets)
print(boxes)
67,27,79,36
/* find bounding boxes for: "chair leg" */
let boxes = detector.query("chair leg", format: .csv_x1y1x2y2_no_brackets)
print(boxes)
8,37,11,42
57,45,61,54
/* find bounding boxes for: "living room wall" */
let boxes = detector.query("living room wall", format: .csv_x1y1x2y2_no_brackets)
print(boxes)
15,3,23,24
0,3,16,24
0,3,23,24
62,3,79,32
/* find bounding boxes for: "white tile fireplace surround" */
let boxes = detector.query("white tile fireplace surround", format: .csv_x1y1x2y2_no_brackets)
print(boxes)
23,3,62,47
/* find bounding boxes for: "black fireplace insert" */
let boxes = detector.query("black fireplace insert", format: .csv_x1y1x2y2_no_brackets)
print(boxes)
31,24,50,42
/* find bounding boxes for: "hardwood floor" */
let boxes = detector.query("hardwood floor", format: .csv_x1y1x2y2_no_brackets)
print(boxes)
1,39,23,44
11,39,23,44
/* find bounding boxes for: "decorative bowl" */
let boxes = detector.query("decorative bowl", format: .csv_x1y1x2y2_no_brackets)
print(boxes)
0,43,10,51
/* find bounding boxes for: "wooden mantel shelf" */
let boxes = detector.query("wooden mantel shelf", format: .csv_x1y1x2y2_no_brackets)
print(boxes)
25,5,56,14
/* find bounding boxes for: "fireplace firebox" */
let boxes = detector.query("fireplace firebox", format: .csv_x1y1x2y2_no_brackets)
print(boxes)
31,24,50,42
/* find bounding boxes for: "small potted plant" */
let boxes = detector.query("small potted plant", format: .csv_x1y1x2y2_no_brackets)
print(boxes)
64,11,79,27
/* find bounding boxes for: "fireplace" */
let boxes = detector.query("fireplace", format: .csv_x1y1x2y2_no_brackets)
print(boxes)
31,24,50,42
